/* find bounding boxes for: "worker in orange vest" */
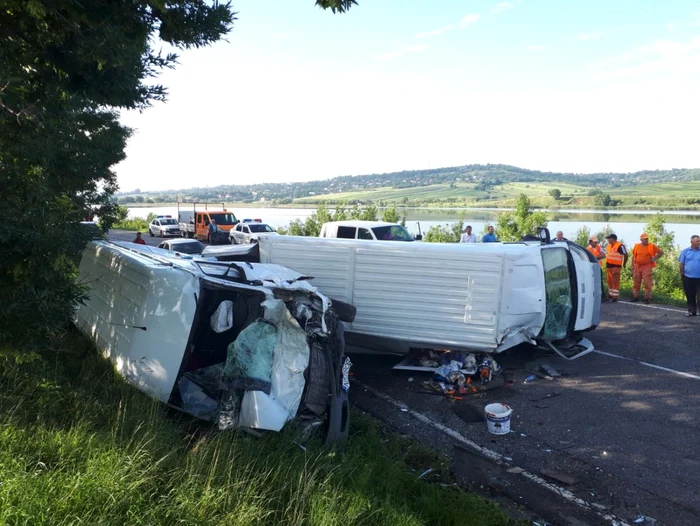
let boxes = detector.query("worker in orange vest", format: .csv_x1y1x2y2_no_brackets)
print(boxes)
586,236,606,266
631,233,664,304
604,233,628,302
587,236,607,299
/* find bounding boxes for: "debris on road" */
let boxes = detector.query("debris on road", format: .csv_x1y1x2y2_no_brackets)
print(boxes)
539,467,579,486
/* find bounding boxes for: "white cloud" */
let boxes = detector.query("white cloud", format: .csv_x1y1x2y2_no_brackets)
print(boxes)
528,45,545,51
375,44,429,61
415,25,456,39
492,2,514,14
588,36,700,81
577,32,603,41
459,14,481,27
666,22,678,33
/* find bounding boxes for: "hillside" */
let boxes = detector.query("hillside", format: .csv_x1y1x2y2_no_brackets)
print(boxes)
116,164,700,209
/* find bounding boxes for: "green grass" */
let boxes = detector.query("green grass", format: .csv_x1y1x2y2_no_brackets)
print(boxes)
112,217,150,231
0,330,514,526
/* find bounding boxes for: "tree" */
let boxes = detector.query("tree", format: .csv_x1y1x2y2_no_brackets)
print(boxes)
382,207,400,223
594,193,614,207
574,226,592,247
494,194,549,242
1,2,354,352
549,188,562,200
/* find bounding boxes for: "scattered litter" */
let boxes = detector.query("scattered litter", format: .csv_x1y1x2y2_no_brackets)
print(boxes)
520,433,527,437
540,467,579,486
401,408,408,412
418,468,434,479
544,449,552,453
503,456,513,461
408,377,414,382
293,441,307,452
602,451,609,457
634,518,645,524
507,467,524,474
524,374,537,383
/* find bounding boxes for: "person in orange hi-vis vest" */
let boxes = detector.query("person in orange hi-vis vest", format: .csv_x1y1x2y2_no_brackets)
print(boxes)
587,236,607,299
631,233,664,304
604,233,628,302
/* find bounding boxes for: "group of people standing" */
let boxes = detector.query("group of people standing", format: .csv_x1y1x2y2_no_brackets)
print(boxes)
459,225,497,243
586,233,699,316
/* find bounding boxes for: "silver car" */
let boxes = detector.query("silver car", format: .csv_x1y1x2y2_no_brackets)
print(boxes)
149,217,180,237
157,238,205,255
229,222,278,244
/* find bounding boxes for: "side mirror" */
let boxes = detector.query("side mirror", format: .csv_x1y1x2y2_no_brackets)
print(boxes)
415,234,423,241
537,227,551,244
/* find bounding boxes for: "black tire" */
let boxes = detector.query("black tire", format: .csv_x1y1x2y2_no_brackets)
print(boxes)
149,229,154,237
329,298,356,323
160,230,165,238
230,236,237,245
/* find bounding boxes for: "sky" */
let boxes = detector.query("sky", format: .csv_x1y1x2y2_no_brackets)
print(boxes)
116,0,700,192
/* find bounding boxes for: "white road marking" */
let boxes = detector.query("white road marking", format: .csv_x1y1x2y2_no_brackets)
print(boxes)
353,379,631,526
594,350,700,381
617,301,686,314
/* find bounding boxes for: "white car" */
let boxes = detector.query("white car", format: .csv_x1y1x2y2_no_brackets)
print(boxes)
156,238,205,255
149,216,180,237
230,222,278,244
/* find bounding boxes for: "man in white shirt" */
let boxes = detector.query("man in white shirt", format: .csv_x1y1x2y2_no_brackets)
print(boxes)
460,225,477,243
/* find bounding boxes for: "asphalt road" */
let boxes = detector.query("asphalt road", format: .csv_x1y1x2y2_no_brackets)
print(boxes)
350,302,700,525
109,228,184,245
108,229,698,524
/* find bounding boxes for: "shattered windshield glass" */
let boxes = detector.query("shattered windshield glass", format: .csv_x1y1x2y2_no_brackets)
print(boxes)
541,247,573,341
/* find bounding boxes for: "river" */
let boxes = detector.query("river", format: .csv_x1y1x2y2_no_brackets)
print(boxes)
127,206,699,246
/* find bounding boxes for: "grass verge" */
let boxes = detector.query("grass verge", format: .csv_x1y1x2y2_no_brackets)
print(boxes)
0,329,516,526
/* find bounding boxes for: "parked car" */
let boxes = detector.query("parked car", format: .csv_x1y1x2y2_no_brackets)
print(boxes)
157,238,205,255
319,221,420,241
149,216,181,237
230,221,278,244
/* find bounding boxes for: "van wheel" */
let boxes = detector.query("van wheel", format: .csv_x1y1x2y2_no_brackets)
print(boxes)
330,298,356,323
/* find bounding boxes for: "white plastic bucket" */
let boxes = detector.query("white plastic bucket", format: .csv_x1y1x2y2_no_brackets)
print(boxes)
485,403,513,435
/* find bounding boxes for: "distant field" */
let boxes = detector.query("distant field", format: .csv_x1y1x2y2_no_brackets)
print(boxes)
294,179,700,209
607,181,700,196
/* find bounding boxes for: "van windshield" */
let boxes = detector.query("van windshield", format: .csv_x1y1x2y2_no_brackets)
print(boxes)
372,225,414,241
209,213,238,225
540,247,573,340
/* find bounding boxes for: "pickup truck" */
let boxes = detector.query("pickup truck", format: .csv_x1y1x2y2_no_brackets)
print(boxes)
319,221,421,241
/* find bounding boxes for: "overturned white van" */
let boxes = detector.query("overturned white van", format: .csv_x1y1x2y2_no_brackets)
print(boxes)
74,241,351,443
204,233,601,360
